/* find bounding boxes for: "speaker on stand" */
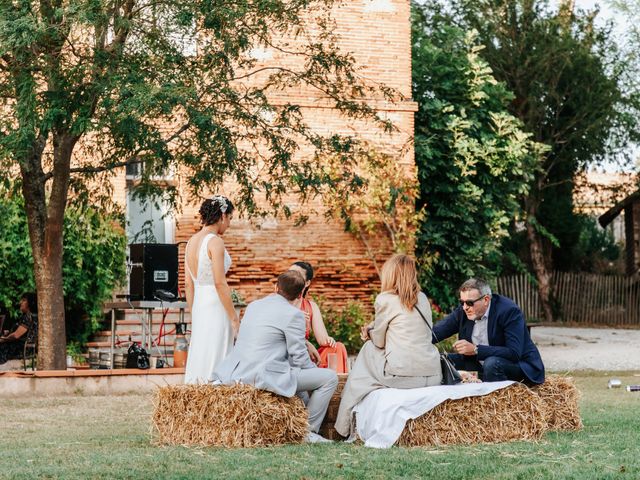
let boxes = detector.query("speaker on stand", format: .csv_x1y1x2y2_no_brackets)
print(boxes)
129,243,179,301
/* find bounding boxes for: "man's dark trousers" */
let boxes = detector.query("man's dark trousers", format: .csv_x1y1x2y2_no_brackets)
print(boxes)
447,353,526,383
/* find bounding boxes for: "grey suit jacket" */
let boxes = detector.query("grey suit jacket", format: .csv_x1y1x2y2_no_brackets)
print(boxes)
212,294,315,397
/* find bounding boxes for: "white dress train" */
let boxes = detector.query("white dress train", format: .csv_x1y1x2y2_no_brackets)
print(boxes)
184,233,233,384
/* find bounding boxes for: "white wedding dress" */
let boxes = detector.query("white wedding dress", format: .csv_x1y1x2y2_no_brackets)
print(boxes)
184,233,233,384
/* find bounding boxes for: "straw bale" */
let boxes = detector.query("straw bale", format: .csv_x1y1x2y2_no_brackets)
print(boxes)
397,383,548,447
152,384,308,447
533,375,582,431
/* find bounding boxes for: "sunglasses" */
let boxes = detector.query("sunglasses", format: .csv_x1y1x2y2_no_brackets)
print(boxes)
460,295,487,308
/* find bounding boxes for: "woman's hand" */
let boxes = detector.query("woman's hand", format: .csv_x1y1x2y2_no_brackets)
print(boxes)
360,321,374,342
325,336,336,348
306,341,321,365
231,314,240,339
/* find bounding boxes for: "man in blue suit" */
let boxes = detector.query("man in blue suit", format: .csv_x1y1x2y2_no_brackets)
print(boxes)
432,278,545,385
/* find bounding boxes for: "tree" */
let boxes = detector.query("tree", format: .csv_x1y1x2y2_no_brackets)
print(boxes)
444,0,640,320
0,1,393,368
412,4,544,309
323,147,423,276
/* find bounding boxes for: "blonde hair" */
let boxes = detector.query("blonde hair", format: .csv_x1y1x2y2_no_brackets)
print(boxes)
380,254,420,310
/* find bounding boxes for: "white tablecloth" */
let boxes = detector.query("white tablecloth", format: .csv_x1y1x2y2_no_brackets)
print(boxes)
352,381,515,448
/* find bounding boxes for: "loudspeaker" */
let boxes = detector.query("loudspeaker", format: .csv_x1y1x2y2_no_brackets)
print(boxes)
129,243,179,301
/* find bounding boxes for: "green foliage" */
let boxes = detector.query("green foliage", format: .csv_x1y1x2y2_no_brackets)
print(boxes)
0,194,36,315
564,215,621,273
313,298,372,355
429,301,457,353
504,212,622,275
65,341,86,364
0,0,395,366
412,5,545,310
448,0,640,278
322,148,425,273
0,0,393,217
0,190,127,343
231,290,246,306
62,206,128,343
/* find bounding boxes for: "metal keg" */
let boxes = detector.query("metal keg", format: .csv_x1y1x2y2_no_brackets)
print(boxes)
98,352,110,369
89,350,100,369
113,352,126,369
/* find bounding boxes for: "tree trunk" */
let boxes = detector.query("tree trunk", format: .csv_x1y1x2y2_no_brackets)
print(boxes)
525,196,555,322
20,134,75,370
32,243,67,370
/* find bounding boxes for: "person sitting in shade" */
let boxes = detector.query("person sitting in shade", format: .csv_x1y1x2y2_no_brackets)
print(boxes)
0,293,38,365
288,261,349,373
432,278,545,385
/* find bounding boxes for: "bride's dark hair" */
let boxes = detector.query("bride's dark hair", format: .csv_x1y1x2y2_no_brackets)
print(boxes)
199,195,234,226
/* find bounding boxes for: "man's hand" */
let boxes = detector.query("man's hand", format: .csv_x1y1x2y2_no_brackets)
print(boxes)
306,341,321,365
453,339,477,356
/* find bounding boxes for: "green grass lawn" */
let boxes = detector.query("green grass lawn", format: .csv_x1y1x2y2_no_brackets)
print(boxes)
1,373,639,480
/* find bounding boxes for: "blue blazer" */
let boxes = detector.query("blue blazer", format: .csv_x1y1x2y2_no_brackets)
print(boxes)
432,294,545,384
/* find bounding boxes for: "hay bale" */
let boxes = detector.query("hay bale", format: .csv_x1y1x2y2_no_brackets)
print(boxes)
397,383,548,447
319,374,349,440
533,375,582,431
152,384,308,447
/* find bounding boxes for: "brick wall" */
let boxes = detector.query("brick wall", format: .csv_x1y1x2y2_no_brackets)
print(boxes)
114,0,416,310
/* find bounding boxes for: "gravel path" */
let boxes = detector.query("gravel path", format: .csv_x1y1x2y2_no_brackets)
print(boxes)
532,326,640,371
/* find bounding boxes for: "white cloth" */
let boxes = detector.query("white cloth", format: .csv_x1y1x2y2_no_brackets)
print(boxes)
352,380,514,448
184,233,233,384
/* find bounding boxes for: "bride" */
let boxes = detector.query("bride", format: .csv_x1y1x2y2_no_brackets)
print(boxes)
184,195,239,384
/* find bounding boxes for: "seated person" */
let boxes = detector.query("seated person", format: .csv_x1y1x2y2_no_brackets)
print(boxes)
0,293,38,365
335,255,442,438
288,261,349,373
213,270,338,443
432,278,544,385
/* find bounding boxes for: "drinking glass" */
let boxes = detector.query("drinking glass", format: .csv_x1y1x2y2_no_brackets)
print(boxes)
327,353,338,371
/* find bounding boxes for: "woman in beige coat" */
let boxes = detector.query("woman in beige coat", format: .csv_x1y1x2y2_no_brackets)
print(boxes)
335,254,442,438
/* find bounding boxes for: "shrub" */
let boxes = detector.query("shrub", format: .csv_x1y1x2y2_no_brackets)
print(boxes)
0,190,127,343
313,298,372,355
431,301,457,353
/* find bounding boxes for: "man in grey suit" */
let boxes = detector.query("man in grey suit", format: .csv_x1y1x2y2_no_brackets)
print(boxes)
212,270,338,443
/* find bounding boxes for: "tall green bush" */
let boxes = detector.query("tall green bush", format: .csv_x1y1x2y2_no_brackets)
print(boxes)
412,5,545,310
0,190,127,343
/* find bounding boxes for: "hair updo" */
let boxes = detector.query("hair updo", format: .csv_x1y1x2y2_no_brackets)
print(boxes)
199,195,235,226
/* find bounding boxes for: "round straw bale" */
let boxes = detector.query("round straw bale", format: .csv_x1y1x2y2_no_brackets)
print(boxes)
397,383,547,447
532,375,582,431
152,384,308,447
